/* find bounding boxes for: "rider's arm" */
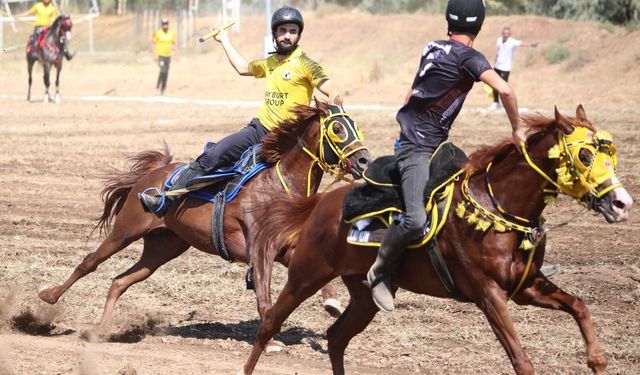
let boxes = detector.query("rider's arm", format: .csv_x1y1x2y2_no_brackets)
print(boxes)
16,6,36,18
480,69,526,144
216,31,251,76
316,79,339,103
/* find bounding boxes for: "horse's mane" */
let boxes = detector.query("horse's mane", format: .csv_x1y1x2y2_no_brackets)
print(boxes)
260,105,322,163
465,113,594,174
47,16,65,36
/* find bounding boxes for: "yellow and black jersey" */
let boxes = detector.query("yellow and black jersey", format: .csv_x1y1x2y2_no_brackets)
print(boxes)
248,46,328,131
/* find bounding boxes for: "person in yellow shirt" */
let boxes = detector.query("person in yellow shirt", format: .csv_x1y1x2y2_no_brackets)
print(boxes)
152,18,177,96
18,0,72,60
140,6,337,215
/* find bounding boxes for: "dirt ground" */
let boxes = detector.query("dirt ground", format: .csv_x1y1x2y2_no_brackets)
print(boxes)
1,11,639,375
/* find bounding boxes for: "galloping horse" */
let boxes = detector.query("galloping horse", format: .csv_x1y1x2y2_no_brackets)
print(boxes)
26,15,72,103
243,105,633,374
37,100,371,346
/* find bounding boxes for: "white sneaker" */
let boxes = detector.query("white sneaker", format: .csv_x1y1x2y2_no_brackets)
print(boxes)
488,102,500,111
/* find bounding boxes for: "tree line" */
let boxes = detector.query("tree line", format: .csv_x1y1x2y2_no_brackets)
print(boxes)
16,0,638,25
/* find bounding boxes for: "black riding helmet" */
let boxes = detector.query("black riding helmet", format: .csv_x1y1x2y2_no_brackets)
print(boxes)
446,0,485,36
271,6,304,35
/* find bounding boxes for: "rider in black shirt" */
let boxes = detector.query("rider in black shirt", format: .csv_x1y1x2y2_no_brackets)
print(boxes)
367,0,527,313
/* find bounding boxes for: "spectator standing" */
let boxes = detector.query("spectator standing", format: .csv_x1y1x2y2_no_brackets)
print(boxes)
152,18,177,96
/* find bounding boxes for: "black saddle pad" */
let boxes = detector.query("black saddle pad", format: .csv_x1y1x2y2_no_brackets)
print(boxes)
343,142,467,222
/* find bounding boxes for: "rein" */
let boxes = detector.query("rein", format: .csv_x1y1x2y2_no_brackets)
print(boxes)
276,109,366,197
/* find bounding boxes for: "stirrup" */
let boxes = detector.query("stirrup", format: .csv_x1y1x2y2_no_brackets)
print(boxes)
138,187,167,215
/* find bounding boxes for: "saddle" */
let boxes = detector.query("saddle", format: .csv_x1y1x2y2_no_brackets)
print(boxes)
27,28,49,54
165,143,268,204
342,142,467,297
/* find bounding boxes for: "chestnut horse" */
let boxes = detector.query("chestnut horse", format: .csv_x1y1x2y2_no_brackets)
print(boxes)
27,15,72,103
243,106,633,374
37,101,371,342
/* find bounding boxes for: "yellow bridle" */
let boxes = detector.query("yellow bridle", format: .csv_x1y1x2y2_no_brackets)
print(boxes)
521,126,621,201
276,107,368,197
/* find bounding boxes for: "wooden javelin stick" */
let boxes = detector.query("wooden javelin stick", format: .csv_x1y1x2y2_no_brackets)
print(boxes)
198,20,235,43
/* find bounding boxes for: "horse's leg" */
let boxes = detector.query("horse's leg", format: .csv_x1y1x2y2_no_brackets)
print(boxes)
477,284,534,375
27,57,35,101
98,231,189,327
276,248,343,318
243,266,334,374
326,275,379,375
42,64,51,103
38,197,155,304
513,275,607,374
54,63,62,103
321,282,343,318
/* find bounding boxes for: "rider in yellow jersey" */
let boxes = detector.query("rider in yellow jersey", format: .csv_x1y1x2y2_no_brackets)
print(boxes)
18,0,72,60
140,6,336,215
152,18,177,95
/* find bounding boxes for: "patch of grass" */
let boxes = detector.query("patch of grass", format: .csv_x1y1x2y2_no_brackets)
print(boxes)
542,43,571,65
599,22,615,33
556,31,575,44
565,49,594,71
624,52,640,71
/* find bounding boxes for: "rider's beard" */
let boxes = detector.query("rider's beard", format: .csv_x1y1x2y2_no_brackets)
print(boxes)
275,37,298,55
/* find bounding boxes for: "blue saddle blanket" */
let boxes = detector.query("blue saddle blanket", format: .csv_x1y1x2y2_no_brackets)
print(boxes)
164,144,269,203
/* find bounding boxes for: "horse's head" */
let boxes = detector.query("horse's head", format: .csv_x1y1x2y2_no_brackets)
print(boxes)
53,15,73,42
314,97,372,179
542,105,632,222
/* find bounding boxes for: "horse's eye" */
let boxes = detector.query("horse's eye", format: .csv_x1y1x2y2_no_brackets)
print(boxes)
332,123,344,135
579,148,594,165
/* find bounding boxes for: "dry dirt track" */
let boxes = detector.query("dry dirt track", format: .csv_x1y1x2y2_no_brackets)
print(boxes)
1,10,640,375
0,96,639,375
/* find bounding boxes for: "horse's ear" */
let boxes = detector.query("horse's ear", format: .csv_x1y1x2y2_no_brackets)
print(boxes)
332,95,343,106
576,104,587,122
314,96,329,115
554,106,573,135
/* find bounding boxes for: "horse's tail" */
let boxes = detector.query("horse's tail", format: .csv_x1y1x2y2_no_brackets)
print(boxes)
95,143,173,235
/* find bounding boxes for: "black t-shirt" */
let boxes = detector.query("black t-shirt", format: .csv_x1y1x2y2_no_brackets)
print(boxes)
396,40,492,152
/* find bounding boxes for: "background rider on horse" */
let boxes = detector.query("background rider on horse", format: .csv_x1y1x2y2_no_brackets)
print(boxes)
140,5,338,215
366,0,527,313
17,0,72,60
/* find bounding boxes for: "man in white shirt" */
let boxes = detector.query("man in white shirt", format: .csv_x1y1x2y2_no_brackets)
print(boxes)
490,26,538,110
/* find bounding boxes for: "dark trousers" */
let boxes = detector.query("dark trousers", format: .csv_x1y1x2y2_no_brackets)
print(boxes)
156,56,171,92
195,118,269,171
493,68,511,103
393,141,433,241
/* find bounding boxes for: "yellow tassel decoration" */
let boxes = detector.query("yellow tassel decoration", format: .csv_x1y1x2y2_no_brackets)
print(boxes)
548,145,561,159
493,221,507,232
519,238,535,250
475,219,491,232
467,212,478,225
456,202,467,218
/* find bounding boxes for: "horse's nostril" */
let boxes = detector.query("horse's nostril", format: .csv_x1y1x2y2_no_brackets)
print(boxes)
358,158,369,166
613,200,626,210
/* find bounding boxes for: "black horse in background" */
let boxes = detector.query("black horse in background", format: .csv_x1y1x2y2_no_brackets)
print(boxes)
27,15,73,103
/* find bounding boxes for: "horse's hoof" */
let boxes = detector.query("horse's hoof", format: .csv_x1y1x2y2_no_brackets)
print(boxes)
323,298,343,318
37,286,59,304
264,339,284,353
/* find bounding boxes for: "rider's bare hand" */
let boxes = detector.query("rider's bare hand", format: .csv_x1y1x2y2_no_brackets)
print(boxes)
214,30,229,44
513,127,527,149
